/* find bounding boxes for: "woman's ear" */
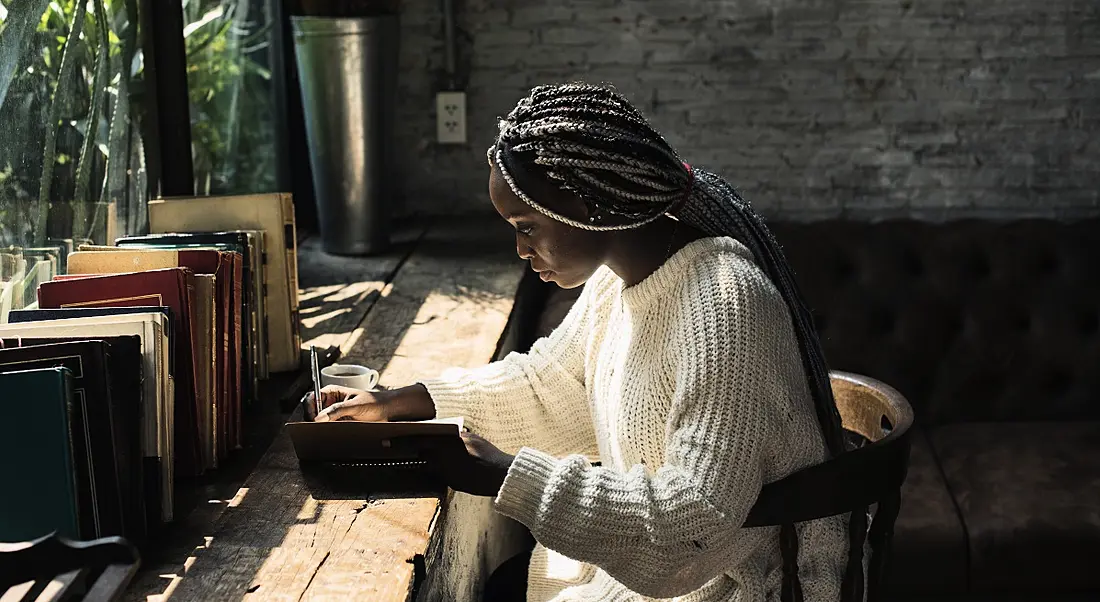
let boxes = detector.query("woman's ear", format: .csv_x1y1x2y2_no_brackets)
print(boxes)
580,200,597,224
584,203,604,225
545,187,593,224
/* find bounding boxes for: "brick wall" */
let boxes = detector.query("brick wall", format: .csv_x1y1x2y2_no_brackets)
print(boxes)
391,0,1099,221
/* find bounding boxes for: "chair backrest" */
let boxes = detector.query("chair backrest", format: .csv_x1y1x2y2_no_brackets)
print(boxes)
834,372,913,602
744,371,914,526
0,533,140,601
831,370,914,445
742,371,914,602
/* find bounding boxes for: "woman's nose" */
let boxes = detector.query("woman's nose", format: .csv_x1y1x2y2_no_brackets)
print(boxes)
516,237,534,260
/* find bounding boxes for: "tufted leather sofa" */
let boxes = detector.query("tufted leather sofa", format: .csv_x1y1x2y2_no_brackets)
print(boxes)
769,218,1100,599
533,218,1100,600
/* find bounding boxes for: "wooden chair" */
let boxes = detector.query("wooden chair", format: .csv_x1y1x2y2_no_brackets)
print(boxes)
742,370,915,602
0,533,140,602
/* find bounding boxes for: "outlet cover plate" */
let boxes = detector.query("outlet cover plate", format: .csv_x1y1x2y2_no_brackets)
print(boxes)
436,91,467,145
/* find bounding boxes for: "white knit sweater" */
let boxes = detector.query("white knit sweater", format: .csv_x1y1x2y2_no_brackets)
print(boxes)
421,237,851,602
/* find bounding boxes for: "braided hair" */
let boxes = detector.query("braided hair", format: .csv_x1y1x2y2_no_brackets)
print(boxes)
490,82,868,602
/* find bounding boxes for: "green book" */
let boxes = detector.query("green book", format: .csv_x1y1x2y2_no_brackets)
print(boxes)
0,366,81,542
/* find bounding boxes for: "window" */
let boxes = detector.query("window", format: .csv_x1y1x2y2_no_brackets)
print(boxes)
183,0,278,195
0,0,288,314
0,0,147,310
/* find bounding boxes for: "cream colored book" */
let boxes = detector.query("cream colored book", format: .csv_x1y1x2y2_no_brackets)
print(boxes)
148,193,301,373
68,247,189,273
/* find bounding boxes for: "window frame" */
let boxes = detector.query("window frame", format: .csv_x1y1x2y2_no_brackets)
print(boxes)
140,0,292,201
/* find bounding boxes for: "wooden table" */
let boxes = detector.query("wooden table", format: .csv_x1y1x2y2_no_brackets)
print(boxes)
127,217,530,601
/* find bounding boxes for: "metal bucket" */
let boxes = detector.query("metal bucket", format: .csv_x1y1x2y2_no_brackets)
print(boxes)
291,16,399,256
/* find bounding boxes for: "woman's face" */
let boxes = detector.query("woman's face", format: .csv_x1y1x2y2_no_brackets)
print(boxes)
489,163,608,289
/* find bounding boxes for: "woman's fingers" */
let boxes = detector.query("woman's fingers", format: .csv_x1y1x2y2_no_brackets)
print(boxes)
308,385,362,413
313,392,386,422
315,400,359,422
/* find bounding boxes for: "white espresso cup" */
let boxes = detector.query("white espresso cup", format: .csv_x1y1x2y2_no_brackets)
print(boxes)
320,363,379,391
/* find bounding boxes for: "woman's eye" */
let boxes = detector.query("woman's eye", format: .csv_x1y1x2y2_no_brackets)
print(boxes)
517,225,534,235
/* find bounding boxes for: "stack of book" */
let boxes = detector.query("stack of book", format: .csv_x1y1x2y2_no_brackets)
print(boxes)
0,193,302,548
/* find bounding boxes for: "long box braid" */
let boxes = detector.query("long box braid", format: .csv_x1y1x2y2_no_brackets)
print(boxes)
490,82,868,602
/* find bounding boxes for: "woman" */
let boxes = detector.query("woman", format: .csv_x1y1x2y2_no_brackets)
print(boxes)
312,83,861,601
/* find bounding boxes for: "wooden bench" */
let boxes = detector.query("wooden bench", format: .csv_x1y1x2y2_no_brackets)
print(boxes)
127,217,530,601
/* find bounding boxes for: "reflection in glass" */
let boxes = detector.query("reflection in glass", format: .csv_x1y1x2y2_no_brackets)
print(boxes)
0,0,147,316
183,0,277,195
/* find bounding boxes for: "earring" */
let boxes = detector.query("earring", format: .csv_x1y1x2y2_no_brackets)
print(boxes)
586,199,602,224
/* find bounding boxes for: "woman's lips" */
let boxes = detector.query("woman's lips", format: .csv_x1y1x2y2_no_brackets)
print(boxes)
531,262,553,281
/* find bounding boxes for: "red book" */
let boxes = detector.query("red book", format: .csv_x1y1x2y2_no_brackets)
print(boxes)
38,268,203,477
159,250,236,460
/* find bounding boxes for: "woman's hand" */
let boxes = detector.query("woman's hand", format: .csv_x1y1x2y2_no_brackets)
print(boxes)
422,432,515,497
309,385,387,422
308,383,436,422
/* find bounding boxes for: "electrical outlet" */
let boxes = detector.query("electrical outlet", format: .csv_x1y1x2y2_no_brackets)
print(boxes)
436,91,467,145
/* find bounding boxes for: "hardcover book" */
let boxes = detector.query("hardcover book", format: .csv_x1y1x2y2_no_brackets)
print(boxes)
0,367,81,542
0,316,172,522
0,341,126,540
0,334,147,541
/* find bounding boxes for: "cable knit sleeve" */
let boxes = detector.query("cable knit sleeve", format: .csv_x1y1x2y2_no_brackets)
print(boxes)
416,268,614,457
493,255,791,599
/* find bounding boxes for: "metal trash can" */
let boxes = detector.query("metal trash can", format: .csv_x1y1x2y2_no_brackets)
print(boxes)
291,15,399,256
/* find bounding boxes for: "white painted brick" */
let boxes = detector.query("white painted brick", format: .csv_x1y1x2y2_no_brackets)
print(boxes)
521,46,588,68
511,5,574,27
474,29,535,48
541,27,612,46
386,0,1099,220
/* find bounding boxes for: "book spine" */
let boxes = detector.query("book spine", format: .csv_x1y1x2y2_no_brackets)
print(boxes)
218,258,231,459
231,257,243,448
282,193,301,368
179,271,203,478
259,232,270,380
60,368,82,540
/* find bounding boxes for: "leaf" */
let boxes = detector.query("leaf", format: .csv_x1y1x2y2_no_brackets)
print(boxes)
34,0,85,245
72,0,108,205
0,0,53,112
182,4,223,38
241,59,270,80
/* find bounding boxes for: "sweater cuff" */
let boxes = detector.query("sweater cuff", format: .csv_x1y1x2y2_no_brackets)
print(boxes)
417,373,474,420
495,446,559,523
